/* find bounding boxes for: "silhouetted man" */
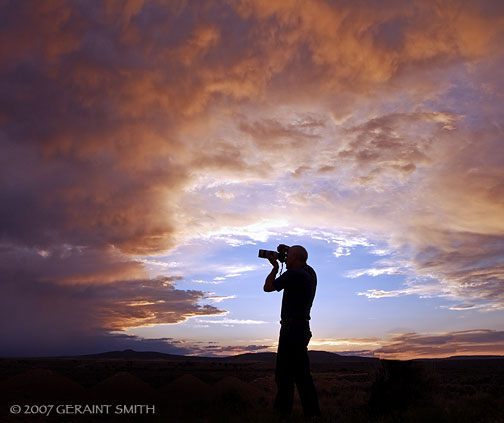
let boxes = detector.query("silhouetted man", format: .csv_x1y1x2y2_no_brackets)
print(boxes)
264,244,321,419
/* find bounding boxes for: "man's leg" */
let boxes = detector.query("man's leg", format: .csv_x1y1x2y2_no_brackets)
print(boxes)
293,327,321,417
274,327,295,416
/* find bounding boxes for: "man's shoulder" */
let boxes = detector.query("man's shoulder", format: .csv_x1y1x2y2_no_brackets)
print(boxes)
290,265,316,279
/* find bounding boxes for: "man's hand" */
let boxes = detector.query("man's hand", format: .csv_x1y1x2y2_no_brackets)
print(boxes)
267,252,279,269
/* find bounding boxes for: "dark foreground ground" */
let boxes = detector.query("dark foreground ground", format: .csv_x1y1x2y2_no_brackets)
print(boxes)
0,352,503,422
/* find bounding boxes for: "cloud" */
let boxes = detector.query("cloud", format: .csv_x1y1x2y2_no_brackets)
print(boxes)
373,329,504,359
310,329,504,359
233,0,504,92
192,279,224,285
204,295,237,303
380,125,504,309
348,266,404,279
441,304,480,311
334,246,351,258
358,289,408,299
310,336,383,351
239,116,324,152
337,112,454,186
215,189,235,200
196,318,267,326
194,344,272,357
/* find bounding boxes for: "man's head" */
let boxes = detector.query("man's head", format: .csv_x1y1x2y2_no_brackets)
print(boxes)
285,245,308,269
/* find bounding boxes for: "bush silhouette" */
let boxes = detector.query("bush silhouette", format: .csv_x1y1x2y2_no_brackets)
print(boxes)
368,360,437,417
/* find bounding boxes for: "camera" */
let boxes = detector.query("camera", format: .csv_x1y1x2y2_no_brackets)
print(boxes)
258,244,289,263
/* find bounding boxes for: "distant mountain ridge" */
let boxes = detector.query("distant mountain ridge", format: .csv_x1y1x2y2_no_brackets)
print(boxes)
414,355,504,361
225,351,379,363
77,349,188,360
54,349,503,362
63,349,377,363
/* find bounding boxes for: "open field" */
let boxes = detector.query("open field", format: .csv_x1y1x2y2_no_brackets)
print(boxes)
0,353,503,422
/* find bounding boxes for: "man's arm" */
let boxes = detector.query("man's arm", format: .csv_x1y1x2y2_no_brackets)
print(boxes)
264,267,278,292
263,253,279,292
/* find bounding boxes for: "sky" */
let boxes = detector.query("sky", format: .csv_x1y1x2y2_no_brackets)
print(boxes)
1,0,503,360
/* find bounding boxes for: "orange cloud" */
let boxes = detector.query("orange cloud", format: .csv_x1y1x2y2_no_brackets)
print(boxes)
373,329,504,360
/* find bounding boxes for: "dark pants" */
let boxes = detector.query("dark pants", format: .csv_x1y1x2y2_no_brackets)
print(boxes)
274,321,321,417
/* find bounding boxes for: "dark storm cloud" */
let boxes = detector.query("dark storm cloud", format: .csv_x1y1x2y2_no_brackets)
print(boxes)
0,137,187,254
1,332,194,358
0,1,230,356
0,248,224,356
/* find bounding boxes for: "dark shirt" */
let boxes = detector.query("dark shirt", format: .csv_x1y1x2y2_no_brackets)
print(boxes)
272,265,317,321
